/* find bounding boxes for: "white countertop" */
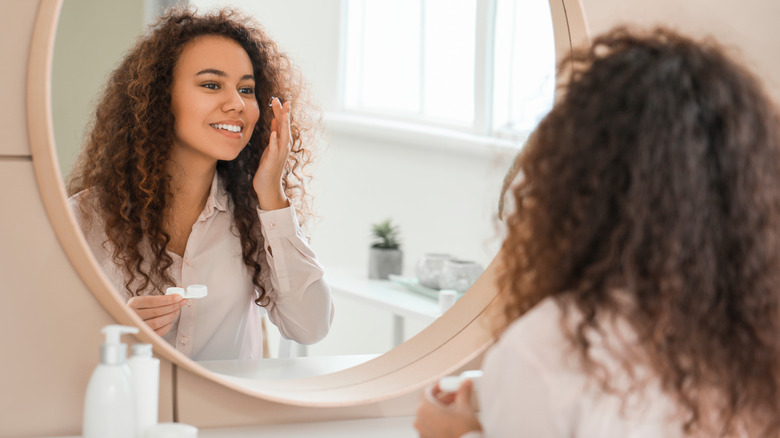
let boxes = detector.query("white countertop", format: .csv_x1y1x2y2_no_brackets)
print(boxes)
196,354,379,380
199,415,418,437
52,415,419,438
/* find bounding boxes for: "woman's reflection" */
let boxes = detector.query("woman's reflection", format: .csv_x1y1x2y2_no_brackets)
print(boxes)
66,8,333,361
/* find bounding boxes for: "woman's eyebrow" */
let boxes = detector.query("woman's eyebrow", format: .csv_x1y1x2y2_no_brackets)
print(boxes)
196,69,254,81
196,68,226,77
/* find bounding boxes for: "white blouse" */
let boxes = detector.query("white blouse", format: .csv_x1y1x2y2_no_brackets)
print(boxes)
470,298,682,438
69,174,333,360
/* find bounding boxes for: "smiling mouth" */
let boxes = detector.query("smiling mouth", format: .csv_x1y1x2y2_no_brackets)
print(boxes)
210,123,242,133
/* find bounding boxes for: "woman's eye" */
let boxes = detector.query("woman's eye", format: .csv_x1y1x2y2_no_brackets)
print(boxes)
202,83,219,90
239,87,255,95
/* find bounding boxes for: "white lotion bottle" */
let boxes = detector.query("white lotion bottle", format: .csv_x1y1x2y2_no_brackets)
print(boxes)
128,343,160,438
83,324,139,438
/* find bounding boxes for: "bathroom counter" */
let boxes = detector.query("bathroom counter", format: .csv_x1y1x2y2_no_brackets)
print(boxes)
196,354,380,380
53,415,419,437
199,415,418,437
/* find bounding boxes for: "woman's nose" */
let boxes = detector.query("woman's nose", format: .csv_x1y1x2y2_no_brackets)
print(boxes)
222,90,246,112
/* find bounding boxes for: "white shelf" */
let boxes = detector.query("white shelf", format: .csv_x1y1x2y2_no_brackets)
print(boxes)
325,268,443,324
325,267,448,347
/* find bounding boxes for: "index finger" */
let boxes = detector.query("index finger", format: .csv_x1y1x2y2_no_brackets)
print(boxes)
279,102,292,146
270,98,291,120
127,294,183,309
270,97,285,122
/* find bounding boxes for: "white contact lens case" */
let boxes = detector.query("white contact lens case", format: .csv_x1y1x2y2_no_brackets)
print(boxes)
165,284,208,299
438,370,483,393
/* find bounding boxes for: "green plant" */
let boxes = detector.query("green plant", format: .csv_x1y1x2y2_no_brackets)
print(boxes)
371,219,401,250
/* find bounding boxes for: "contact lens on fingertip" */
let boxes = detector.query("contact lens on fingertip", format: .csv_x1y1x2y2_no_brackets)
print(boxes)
268,96,278,107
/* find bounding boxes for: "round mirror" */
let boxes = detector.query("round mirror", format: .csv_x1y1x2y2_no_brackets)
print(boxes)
30,0,588,405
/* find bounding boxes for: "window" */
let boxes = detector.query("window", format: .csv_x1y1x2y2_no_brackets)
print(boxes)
492,0,556,136
343,0,476,125
342,0,556,143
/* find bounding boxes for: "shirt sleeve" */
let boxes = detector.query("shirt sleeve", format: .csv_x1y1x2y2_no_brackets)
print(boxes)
478,329,560,437
256,206,334,344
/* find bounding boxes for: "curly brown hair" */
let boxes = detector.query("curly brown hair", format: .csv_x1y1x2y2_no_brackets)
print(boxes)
67,8,318,305
499,27,780,436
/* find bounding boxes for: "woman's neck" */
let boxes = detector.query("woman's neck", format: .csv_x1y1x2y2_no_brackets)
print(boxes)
167,145,218,213
169,163,215,213
164,155,217,256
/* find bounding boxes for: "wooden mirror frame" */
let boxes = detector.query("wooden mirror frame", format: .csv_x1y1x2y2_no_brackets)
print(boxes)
27,0,589,408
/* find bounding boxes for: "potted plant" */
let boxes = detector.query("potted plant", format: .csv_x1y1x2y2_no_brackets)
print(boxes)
368,219,403,280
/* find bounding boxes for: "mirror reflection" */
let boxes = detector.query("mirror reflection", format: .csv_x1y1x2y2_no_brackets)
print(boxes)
62,4,335,366
52,0,555,378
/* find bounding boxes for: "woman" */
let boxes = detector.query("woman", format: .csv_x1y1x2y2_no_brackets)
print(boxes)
415,27,780,437
68,8,333,361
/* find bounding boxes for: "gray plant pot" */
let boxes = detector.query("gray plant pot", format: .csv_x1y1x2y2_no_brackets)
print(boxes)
368,247,403,280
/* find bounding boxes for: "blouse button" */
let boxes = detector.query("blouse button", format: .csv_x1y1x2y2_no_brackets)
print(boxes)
181,336,189,345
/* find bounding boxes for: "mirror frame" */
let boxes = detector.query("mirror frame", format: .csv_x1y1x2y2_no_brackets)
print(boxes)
27,0,589,406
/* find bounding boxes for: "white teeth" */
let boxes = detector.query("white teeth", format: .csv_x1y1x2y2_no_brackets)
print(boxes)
211,124,241,133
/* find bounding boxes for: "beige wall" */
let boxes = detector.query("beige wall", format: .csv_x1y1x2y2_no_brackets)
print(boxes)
1,5,175,436
582,0,780,103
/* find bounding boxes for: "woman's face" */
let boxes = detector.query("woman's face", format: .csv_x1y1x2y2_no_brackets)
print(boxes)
170,35,260,167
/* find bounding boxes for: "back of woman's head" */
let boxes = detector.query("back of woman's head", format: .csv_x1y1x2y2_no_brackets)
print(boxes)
501,27,780,435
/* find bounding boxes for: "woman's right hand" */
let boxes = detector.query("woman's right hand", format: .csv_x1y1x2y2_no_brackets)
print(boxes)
414,380,483,438
126,294,186,336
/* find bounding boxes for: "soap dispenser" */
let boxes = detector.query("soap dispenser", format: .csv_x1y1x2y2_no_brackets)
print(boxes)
83,324,139,438
128,343,160,438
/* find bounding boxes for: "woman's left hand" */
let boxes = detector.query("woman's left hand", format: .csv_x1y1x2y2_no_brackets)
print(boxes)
253,97,292,210
414,380,483,438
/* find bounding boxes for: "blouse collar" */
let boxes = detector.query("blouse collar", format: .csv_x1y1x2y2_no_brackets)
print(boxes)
202,171,228,218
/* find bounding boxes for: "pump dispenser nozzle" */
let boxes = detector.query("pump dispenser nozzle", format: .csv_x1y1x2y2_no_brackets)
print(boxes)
100,325,139,365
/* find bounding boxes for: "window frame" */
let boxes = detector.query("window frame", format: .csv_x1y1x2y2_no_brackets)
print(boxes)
335,0,554,149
